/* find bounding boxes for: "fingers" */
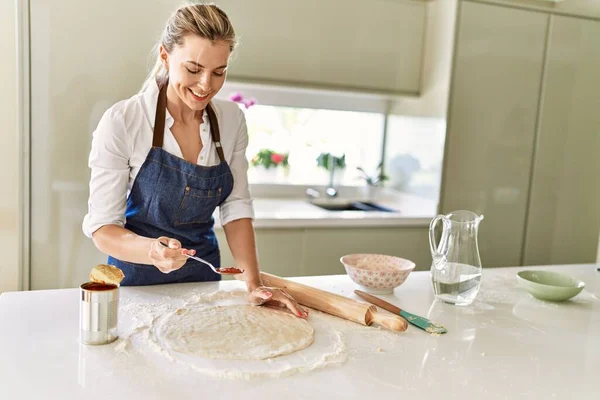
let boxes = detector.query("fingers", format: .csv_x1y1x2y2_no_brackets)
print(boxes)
151,237,189,273
256,287,273,301
167,238,181,249
250,287,308,319
274,292,308,319
156,237,181,253
248,287,273,305
261,300,287,311
156,237,193,257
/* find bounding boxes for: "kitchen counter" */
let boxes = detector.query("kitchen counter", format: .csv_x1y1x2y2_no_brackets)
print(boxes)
1,264,598,399
214,190,438,229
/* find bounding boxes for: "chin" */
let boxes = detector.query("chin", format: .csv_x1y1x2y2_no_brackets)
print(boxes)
185,99,208,111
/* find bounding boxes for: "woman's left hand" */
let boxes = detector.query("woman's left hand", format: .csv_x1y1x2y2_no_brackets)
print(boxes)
248,286,309,319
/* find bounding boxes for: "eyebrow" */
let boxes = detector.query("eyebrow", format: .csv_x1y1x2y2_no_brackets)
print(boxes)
186,61,228,69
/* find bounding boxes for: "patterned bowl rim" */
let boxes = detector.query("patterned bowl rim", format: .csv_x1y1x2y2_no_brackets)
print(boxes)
340,253,416,272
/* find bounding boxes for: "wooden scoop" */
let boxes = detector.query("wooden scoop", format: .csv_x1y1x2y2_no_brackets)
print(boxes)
241,272,408,332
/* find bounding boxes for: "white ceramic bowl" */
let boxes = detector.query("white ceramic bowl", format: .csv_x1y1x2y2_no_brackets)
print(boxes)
340,253,416,294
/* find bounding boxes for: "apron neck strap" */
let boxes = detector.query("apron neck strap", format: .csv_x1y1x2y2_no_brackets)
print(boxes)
205,103,225,162
152,77,226,163
152,76,168,148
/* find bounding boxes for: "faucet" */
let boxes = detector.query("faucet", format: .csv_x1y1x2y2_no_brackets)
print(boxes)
307,154,339,200
325,154,338,198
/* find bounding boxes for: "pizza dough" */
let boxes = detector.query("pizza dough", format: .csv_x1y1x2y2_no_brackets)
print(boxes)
116,290,348,380
89,264,125,286
158,305,315,360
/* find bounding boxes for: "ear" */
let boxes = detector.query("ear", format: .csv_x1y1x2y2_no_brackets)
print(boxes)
158,45,169,70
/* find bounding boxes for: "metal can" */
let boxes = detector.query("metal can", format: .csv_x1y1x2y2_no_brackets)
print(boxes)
79,282,119,345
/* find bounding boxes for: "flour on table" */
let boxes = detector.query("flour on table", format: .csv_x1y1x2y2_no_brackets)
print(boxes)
158,305,314,360
116,289,347,379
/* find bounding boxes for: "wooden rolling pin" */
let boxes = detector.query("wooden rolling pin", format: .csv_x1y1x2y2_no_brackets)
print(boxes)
240,272,408,332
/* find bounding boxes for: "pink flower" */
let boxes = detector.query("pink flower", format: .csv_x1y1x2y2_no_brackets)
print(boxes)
243,98,257,108
229,92,243,103
271,153,284,164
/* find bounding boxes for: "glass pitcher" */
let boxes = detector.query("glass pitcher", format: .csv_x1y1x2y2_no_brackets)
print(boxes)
429,210,484,306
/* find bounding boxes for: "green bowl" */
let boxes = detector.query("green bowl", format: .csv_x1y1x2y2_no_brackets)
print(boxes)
517,270,585,302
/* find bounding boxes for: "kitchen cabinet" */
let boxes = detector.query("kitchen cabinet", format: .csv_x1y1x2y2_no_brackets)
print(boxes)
234,229,305,277
213,0,426,95
440,1,549,267
441,1,600,267
467,0,600,19
216,226,432,277
523,16,600,265
301,227,431,275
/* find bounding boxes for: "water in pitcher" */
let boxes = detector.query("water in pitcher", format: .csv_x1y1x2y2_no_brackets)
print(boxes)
429,210,484,306
431,262,481,305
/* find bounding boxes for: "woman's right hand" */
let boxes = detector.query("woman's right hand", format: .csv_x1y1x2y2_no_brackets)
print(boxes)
148,236,195,273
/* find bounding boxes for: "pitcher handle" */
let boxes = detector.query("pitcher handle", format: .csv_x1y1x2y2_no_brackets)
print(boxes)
429,215,451,267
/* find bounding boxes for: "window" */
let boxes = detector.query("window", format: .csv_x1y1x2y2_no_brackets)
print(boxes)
242,104,384,186
218,82,446,202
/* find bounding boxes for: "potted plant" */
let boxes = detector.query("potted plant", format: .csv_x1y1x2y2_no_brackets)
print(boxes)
316,152,346,186
250,149,289,181
357,162,389,200
316,152,346,171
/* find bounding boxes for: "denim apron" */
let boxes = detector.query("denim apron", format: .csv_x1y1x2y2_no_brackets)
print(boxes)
108,78,234,286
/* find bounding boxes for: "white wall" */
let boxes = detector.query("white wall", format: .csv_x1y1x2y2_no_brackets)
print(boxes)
0,0,20,293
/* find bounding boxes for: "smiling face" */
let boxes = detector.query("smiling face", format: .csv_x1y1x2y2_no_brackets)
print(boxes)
160,34,230,111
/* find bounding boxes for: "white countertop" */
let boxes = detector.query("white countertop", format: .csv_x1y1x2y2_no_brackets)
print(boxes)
214,189,438,229
1,264,598,399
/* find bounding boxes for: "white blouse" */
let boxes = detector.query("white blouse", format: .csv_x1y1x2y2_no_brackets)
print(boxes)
82,80,254,238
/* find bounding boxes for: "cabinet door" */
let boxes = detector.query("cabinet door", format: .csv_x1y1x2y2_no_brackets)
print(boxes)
214,0,425,94
303,227,431,275
440,1,548,267
28,0,177,289
216,229,306,278
219,226,432,279
523,16,600,265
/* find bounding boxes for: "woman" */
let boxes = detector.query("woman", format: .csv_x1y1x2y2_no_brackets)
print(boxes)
82,4,307,318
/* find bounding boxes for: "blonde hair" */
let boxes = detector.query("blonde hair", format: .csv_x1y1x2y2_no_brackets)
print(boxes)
141,2,237,91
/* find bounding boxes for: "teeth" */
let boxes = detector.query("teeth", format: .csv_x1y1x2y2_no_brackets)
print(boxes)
191,89,209,98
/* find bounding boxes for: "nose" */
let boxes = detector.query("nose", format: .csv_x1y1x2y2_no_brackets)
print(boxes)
196,71,213,92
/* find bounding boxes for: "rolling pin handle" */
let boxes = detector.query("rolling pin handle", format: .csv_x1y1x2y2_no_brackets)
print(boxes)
368,308,408,332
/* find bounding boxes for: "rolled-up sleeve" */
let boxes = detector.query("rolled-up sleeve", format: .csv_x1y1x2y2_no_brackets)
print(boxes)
82,108,131,238
219,108,255,225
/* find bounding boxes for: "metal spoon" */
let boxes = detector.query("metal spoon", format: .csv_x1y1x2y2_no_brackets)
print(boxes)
159,241,243,275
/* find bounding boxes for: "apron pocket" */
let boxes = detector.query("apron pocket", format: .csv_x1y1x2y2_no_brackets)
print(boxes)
174,185,222,225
